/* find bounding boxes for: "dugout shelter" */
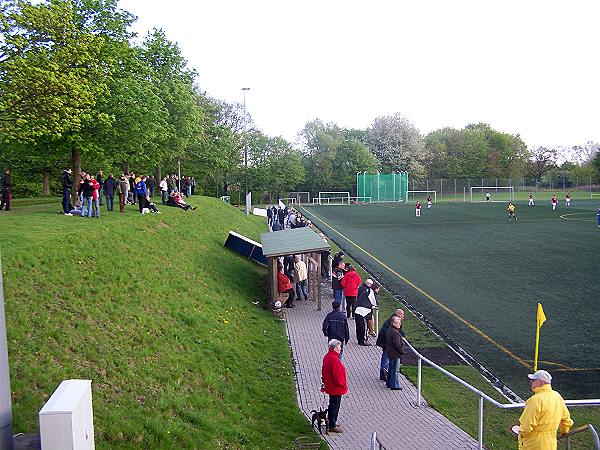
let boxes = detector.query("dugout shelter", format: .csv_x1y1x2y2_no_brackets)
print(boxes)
260,227,330,310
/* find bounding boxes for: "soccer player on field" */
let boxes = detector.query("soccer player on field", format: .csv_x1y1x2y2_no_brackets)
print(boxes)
551,194,558,211
427,195,432,209
486,191,491,202
528,193,535,206
415,201,422,218
565,192,571,207
507,202,517,221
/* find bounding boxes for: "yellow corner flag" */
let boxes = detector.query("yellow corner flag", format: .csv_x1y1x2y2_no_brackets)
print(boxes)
533,303,546,371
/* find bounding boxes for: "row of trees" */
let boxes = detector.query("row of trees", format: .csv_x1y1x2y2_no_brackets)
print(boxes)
1,0,599,201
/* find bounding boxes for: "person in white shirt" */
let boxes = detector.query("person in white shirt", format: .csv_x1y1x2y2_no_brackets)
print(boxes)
159,176,168,205
294,255,309,300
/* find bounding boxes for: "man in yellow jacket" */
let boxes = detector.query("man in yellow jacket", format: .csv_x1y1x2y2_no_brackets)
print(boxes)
518,370,573,449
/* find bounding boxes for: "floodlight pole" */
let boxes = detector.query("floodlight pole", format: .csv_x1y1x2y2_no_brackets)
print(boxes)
0,257,13,450
242,87,250,214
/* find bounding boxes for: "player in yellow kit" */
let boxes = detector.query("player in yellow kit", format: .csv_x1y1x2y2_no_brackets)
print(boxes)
507,202,517,221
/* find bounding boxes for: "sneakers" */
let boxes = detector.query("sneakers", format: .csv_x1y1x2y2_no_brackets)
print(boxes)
329,426,343,433
64,213,73,216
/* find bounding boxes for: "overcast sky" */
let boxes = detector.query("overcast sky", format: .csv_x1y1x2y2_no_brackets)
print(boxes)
120,0,600,148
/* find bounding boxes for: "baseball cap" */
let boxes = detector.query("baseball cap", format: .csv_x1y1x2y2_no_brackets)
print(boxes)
365,279,373,286
527,370,552,384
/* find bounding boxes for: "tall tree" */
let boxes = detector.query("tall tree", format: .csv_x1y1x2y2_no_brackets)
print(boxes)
527,147,557,180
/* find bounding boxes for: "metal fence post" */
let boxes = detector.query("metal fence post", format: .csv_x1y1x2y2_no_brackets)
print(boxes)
0,258,13,450
417,357,422,407
478,395,484,450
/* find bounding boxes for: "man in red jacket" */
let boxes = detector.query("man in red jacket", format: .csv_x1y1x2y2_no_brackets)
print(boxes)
277,264,295,308
340,265,361,319
321,339,348,433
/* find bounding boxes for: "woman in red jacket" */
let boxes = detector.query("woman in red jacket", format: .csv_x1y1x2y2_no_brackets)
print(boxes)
321,339,348,433
340,265,361,319
277,264,295,308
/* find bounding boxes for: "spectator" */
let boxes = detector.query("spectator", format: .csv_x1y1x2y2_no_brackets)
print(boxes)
117,174,128,213
277,207,286,227
61,168,73,215
322,302,349,357
77,172,87,214
332,251,345,269
331,261,345,306
103,173,117,212
271,220,283,231
168,174,177,194
159,176,169,205
191,176,196,195
319,234,331,279
358,278,377,337
81,174,94,219
96,171,104,206
277,263,295,308
185,176,191,197
128,172,136,204
266,205,273,229
167,191,196,211
376,309,405,381
147,175,156,198
90,175,100,218
354,281,380,346
321,339,348,433
341,265,361,319
0,169,11,211
283,254,294,282
294,255,308,301
385,316,404,390
518,370,573,449
135,176,148,214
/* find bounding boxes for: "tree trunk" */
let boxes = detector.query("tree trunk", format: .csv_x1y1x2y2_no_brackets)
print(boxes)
72,147,81,203
122,161,130,174
155,166,161,184
42,170,50,196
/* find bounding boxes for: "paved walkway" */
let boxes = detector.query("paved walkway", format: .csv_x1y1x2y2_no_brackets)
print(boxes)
285,282,480,450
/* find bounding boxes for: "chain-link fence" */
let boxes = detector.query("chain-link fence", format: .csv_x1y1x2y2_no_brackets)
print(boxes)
409,177,599,202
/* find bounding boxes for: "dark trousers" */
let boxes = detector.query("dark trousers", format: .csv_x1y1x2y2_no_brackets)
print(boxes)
345,296,356,318
328,395,342,428
161,190,168,205
386,357,401,389
62,187,71,214
0,189,10,210
355,315,367,344
105,194,114,211
284,288,295,306
137,194,146,213
149,187,154,197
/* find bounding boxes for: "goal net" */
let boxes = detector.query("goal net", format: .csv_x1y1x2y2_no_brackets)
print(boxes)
470,186,515,203
288,191,310,205
357,172,409,203
407,190,437,203
313,192,351,205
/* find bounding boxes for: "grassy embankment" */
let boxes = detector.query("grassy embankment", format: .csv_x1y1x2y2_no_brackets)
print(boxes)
322,237,599,449
1,197,318,449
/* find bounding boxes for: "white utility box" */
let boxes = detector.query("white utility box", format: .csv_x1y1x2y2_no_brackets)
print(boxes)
39,379,95,450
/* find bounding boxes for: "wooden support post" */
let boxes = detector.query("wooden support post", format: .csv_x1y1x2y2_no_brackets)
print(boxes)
317,252,322,310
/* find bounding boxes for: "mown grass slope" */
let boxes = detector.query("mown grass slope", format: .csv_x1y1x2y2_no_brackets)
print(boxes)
1,197,312,449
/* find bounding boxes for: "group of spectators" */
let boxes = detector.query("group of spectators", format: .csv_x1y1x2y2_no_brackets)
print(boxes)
320,250,407,432
60,168,196,217
267,204,311,231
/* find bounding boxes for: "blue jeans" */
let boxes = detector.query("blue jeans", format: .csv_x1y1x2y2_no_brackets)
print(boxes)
149,187,154,197
161,190,168,205
105,194,114,211
186,186,191,197
62,187,71,214
99,193,103,205
386,357,401,389
93,197,100,217
380,348,389,377
295,279,308,300
83,197,93,218
333,289,343,303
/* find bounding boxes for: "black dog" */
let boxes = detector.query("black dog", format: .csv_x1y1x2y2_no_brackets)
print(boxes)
310,408,329,434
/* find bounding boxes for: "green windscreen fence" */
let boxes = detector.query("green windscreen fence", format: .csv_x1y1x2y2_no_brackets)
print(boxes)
357,172,409,202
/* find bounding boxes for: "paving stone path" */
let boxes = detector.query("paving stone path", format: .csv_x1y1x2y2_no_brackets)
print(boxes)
285,282,481,450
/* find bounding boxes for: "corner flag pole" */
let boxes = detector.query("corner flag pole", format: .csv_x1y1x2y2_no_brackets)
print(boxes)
533,303,546,371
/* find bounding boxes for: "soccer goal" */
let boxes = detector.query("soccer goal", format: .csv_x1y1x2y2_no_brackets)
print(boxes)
470,186,515,202
350,196,372,204
590,192,600,200
289,191,310,205
313,191,351,205
279,197,297,205
407,190,437,203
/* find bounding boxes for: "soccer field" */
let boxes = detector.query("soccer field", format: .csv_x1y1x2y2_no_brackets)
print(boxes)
300,200,600,399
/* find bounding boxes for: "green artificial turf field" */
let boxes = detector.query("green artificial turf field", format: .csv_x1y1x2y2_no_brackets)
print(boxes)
300,200,600,399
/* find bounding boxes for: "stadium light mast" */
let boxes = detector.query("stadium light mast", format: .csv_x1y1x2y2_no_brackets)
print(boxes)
0,257,13,450
242,87,251,213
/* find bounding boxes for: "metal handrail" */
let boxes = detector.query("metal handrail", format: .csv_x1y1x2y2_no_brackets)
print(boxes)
370,431,386,450
401,336,600,450
559,424,600,449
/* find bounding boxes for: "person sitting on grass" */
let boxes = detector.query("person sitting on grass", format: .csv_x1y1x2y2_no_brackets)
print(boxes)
167,192,196,211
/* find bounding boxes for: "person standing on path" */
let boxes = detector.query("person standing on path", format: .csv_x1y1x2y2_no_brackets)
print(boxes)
385,316,404,390
518,370,573,449
61,168,73,215
321,339,348,433
331,261,346,308
341,265,361,319
377,309,405,381
294,255,309,301
322,302,349,357
354,281,380,346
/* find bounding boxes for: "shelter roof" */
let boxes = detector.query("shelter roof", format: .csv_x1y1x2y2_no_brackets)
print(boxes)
260,227,330,257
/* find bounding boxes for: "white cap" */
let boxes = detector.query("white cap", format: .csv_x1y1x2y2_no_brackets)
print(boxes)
528,370,552,384
365,279,373,286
